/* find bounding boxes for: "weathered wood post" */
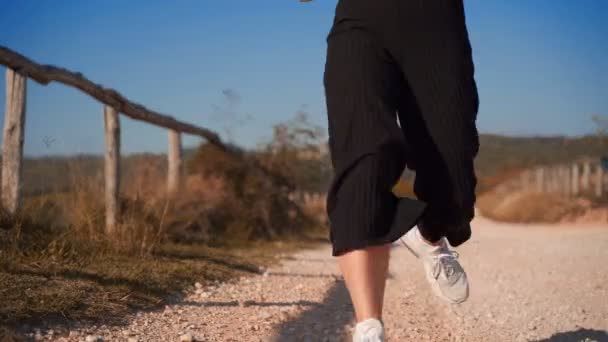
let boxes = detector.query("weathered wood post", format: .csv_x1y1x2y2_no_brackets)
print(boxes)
548,168,554,193
522,170,533,191
581,162,591,193
563,165,571,196
552,167,560,193
556,167,562,194
543,167,551,193
595,164,604,198
104,105,120,235
571,163,579,196
535,168,543,193
167,129,183,196
2,68,27,214
557,166,563,195
557,167,564,194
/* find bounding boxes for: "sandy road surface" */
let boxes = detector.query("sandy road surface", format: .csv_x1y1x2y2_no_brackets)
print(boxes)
63,217,608,341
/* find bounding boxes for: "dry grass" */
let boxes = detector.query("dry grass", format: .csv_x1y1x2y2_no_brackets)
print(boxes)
0,235,321,328
0,152,327,335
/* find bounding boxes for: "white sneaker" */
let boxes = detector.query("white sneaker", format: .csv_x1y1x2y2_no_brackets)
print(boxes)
353,318,384,342
400,226,469,304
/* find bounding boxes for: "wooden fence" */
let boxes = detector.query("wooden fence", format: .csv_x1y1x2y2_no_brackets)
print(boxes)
504,159,606,198
0,46,238,234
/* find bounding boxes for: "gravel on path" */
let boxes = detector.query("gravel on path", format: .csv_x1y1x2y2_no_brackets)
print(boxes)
49,217,608,341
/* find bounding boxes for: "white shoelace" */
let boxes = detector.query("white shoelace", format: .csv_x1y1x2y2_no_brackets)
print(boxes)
431,250,460,279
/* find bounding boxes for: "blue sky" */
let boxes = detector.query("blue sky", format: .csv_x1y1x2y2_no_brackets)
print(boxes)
0,0,606,156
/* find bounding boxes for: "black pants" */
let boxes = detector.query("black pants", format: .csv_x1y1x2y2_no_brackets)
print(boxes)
324,0,479,256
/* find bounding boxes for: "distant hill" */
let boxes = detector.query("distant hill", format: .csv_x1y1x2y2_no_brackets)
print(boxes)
14,134,607,196
476,134,607,177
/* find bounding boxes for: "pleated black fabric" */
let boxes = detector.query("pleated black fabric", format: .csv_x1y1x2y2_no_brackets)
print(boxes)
324,0,479,256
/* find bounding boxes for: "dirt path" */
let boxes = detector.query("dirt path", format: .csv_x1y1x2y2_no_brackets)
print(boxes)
60,217,608,341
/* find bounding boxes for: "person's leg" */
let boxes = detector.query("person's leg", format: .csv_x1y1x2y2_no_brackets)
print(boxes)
376,0,479,304
396,81,454,243
338,244,390,322
323,9,424,332
388,0,480,245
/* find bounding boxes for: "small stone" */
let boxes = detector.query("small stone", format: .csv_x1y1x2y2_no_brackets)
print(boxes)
302,334,314,342
85,336,103,342
34,333,43,341
195,282,203,289
128,338,139,342
179,333,194,342
69,331,80,338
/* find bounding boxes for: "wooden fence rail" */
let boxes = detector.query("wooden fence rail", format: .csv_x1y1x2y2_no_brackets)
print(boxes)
0,45,241,234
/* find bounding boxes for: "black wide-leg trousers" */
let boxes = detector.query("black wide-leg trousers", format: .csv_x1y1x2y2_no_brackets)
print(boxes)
324,0,480,256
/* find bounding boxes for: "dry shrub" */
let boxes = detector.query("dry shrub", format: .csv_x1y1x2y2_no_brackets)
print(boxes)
295,192,327,226
477,190,591,223
186,143,316,244
122,155,166,200
156,174,227,245
179,113,326,244
476,168,524,194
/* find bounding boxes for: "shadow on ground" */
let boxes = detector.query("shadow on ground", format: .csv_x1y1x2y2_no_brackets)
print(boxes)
532,328,608,342
177,300,320,308
273,279,352,342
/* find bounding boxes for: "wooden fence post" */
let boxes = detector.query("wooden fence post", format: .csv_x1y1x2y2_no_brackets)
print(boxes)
543,167,550,193
2,68,27,214
557,167,564,193
555,167,562,194
552,167,560,193
104,105,120,235
535,167,544,193
167,129,183,196
581,162,591,193
547,168,553,193
596,164,604,198
571,163,579,197
563,165,571,196
521,170,533,190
